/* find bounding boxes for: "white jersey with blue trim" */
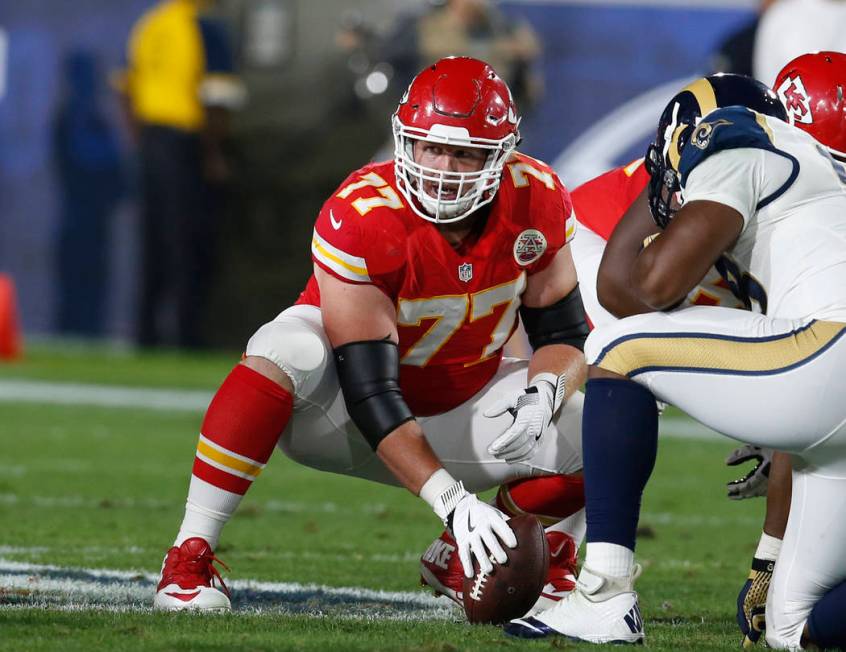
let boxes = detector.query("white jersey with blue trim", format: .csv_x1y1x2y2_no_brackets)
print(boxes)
679,106,846,323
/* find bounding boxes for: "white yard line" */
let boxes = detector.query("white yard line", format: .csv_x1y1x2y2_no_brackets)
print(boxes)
0,545,419,565
0,558,456,619
0,379,211,412
0,378,723,439
0,553,743,619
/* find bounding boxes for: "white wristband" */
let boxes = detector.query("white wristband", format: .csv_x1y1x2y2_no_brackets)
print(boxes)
419,468,466,522
755,531,782,562
529,371,567,412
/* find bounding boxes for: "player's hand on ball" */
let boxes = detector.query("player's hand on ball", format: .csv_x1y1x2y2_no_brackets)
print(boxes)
726,445,773,500
484,373,565,463
737,557,774,647
449,493,517,578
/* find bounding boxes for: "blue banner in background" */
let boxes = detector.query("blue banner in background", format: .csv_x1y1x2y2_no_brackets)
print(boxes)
0,1,154,338
503,2,753,185
0,1,753,338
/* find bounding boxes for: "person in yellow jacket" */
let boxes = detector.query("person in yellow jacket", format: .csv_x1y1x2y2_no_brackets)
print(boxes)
115,0,245,348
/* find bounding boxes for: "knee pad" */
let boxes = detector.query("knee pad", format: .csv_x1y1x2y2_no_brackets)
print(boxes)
246,319,329,400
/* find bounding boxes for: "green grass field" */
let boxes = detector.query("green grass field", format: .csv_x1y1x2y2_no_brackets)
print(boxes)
0,345,763,650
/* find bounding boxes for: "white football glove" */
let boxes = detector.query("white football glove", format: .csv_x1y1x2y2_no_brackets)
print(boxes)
726,445,773,500
484,372,566,463
449,493,517,578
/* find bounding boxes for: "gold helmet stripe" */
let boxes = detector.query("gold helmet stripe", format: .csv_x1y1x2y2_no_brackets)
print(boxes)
668,78,719,170
668,124,687,170
682,77,718,115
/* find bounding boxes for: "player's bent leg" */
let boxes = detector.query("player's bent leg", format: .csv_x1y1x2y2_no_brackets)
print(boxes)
285,355,585,491
496,475,586,613
804,581,846,650
420,358,584,491
156,307,330,610
506,370,654,642
584,307,846,454
155,359,293,611
573,308,845,643
277,349,593,621
765,470,846,650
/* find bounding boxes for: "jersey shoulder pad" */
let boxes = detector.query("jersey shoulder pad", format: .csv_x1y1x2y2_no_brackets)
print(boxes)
322,161,408,228
503,152,563,198
329,161,405,217
679,106,775,185
499,153,572,274
312,162,408,287
501,152,572,240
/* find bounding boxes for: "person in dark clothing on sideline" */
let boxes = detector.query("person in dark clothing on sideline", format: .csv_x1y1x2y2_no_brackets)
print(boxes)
53,50,124,337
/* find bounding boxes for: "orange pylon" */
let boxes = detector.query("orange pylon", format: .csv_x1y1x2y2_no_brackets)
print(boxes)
0,274,22,359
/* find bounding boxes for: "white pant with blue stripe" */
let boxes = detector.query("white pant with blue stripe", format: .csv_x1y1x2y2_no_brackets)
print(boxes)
586,305,846,650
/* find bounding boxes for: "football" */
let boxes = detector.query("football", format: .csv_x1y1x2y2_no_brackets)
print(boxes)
462,514,549,624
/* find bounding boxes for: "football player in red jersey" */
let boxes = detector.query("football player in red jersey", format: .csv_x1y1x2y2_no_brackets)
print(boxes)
153,57,590,612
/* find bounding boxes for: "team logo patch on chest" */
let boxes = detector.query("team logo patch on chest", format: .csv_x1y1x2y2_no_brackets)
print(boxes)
458,262,473,282
513,229,547,266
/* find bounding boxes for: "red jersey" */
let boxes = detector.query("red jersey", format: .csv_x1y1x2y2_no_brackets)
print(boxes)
297,154,575,416
570,158,649,240
570,158,743,310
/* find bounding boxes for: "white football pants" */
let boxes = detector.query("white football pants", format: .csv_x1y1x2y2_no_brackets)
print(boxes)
246,304,584,494
586,305,846,650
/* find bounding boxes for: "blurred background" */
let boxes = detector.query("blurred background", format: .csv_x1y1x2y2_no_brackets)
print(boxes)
0,0,768,351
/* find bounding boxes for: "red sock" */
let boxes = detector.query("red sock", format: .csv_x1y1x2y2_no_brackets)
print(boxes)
192,364,293,495
496,474,585,526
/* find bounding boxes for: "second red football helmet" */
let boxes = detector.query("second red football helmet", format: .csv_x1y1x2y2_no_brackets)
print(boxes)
774,51,846,159
393,57,520,223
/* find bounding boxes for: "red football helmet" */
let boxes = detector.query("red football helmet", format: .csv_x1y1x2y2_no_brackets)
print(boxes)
393,57,520,223
774,51,846,159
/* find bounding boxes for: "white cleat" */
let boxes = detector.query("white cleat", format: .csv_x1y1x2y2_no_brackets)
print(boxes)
154,583,232,611
505,564,644,645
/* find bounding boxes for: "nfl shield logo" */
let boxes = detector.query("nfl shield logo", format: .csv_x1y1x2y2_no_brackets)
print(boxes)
458,262,473,282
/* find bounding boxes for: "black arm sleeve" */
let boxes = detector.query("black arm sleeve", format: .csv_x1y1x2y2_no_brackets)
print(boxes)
333,340,415,451
519,284,589,352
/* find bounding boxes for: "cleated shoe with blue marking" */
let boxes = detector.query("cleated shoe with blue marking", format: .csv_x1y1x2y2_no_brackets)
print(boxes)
505,564,644,645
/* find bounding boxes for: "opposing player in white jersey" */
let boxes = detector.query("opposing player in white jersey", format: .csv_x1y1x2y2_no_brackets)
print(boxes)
733,51,846,648
507,73,846,650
